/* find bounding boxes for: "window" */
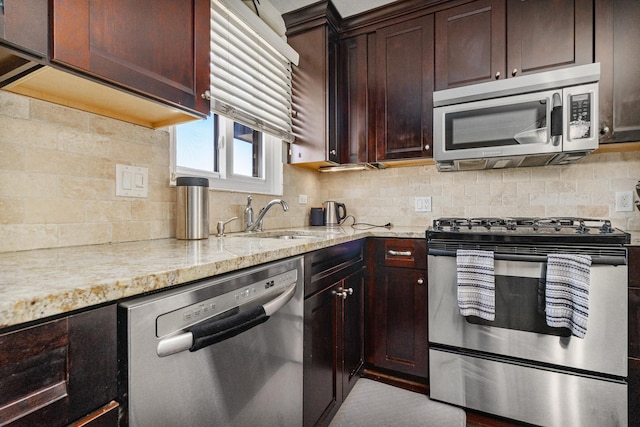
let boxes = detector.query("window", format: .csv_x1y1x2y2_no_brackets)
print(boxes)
171,115,284,195
170,0,297,196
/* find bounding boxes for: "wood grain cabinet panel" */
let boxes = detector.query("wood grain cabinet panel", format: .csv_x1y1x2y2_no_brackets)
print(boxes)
435,0,592,90
366,238,428,386
0,0,48,56
628,246,640,426
0,305,117,427
435,0,505,90
374,15,434,161
303,241,365,427
51,0,210,116
596,0,640,143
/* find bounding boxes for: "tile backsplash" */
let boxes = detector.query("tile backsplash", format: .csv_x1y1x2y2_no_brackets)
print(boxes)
1,91,639,253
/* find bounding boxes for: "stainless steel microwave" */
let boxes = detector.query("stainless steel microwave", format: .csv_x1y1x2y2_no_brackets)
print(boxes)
433,63,600,172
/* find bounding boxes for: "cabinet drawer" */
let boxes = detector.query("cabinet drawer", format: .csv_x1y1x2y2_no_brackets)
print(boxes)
374,238,426,269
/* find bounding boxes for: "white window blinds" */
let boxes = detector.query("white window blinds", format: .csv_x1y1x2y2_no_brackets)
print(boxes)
210,0,298,142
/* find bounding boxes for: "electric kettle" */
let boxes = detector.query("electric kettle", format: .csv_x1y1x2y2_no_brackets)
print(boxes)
323,201,347,226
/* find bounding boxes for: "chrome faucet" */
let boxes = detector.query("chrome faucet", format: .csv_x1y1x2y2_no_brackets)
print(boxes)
245,199,289,232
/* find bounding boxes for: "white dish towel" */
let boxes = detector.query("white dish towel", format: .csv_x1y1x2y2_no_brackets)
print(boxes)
456,249,495,321
545,253,592,338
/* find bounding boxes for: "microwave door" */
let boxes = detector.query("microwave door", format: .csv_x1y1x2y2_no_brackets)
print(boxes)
436,90,559,162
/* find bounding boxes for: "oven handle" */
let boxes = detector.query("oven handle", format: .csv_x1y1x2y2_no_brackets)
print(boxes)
156,282,297,357
428,249,625,265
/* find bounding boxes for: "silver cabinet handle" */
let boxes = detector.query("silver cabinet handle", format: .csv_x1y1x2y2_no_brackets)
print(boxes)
495,71,501,79
512,68,518,76
388,250,412,257
333,287,353,299
201,90,211,100
424,144,430,151
417,278,424,285
600,126,610,136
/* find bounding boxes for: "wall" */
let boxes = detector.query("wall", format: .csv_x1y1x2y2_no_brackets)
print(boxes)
1,90,638,253
320,151,640,232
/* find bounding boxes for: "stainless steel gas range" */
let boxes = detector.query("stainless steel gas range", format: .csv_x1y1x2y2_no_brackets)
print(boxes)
426,217,630,427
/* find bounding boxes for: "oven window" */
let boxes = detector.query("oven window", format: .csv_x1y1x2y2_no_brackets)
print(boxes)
465,274,571,337
445,100,549,150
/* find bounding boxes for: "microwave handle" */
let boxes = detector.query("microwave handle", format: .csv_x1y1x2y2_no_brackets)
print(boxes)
550,92,562,146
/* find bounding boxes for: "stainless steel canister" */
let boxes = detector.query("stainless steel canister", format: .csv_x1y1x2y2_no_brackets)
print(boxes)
176,177,209,240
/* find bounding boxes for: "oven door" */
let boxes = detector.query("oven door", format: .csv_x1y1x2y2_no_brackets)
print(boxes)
428,252,628,377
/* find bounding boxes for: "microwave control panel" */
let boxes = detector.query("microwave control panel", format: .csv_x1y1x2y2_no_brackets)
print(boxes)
568,93,592,139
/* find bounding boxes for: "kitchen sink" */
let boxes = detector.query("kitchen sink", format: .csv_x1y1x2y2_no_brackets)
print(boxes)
235,229,344,240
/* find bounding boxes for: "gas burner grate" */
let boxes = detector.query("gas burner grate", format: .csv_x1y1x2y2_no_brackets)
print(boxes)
432,217,615,234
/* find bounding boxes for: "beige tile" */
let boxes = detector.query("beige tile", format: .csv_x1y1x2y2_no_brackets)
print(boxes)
57,129,112,158
58,223,111,247
59,175,113,200
0,224,58,252
30,100,89,130
0,141,25,170
0,171,58,198
0,91,30,119
0,116,59,149
86,200,132,222
131,201,171,221
112,221,152,242
0,199,25,224
26,147,88,176
25,199,85,224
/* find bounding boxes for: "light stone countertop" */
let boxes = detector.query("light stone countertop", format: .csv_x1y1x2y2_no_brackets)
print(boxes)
0,226,426,330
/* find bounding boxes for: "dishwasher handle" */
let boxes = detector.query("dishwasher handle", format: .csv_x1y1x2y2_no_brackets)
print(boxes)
157,282,297,357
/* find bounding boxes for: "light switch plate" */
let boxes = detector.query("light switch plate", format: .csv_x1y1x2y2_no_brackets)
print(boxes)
116,164,148,198
415,196,432,212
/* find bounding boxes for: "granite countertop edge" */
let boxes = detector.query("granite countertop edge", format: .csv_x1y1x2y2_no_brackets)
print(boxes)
0,227,426,330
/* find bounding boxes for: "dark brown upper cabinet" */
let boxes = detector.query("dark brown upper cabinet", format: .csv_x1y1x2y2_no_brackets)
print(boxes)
337,34,371,164
285,2,340,167
1,0,210,128
596,0,640,143
374,15,434,161
51,0,210,119
435,0,593,90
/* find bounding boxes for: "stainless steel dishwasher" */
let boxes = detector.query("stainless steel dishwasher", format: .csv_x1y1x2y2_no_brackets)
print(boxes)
118,256,303,427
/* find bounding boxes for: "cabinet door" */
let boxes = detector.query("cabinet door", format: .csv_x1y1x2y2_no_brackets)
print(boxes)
51,0,209,116
435,0,505,90
303,282,340,427
338,35,370,164
0,0,48,56
0,305,116,427
507,0,593,78
372,266,428,378
341,267,365,399
596,0,640,143
289,24,339,165
375,15,434,161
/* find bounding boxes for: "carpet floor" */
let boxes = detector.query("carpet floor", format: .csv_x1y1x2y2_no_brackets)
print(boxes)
328,378,466,427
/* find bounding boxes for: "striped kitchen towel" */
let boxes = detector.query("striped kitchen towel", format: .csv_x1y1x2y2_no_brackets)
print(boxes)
545,253,592,338
456,249,495,321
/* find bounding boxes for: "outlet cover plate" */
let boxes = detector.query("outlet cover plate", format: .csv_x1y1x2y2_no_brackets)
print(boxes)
615,191,633,212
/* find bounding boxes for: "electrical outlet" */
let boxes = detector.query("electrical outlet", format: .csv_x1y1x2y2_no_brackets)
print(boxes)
415,196,432,212
615,191,633,212
298,194,308,204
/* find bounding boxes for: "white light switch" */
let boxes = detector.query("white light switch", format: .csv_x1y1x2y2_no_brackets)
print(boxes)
116,164,148,198
415,196,432,212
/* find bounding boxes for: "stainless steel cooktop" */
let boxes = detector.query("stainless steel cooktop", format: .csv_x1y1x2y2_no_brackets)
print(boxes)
427,217,630,245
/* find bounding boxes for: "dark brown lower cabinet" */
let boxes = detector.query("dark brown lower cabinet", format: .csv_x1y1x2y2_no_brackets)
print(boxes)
303,241,365,427
0,305,118,427
365,238,428,391
628,246,640,426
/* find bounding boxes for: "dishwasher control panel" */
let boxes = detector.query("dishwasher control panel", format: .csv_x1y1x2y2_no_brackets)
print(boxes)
156,269,298,337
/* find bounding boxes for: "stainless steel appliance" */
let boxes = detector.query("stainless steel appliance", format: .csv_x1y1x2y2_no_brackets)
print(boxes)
427,218,630,427
324,201,347,226
433,63,600,171
119,256,304,427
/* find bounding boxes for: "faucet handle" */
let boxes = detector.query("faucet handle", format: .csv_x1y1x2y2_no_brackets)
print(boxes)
216,216,238,237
